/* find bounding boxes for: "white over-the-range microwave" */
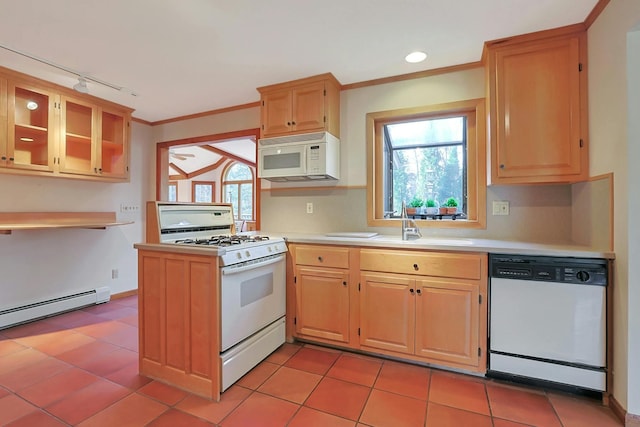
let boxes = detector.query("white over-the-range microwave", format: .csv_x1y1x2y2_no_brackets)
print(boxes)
257,131,340,182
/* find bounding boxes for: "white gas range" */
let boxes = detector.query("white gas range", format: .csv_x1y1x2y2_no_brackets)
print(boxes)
153,202,287,391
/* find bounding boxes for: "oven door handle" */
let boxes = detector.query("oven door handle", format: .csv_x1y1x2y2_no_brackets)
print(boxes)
221,254,285,275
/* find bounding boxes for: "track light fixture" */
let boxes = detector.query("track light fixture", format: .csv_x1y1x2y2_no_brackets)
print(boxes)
73,77,89,94
0,43,138,97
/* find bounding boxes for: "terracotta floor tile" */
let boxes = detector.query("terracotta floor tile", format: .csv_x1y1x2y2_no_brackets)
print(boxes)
104,362,153,390
0,339,27,357
220,392,299,427
305,377,370,421
428,370,490,415
0,394,38,425
176,385,251,423
73,347,138,376
360,388,427,427
45,379,131,425
548,393,623,427
54,339,120,366
43,310,104,329
236,360,279,389
258,366,322,403
487,383,562,427
1,321,61,339
0,347,49,376
78,392,168,427
139,380,189,406
5,410,68,427
0,356,70,391
18,367,100,407
74,319,131,339
94,306,138,321
284,346,340,375
13,328,74,350
110,296,138,307
289,406,356,427
120,314,139,327
492,418,534,427
100,324,139,351
425,402,492,427
374,360,431,400
266,342,302,364
327,353,383,387
31,330,96,355
0,387,9,398
146,408,216,426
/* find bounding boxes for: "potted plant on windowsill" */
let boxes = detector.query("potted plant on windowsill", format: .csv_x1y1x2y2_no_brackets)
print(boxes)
444,197,458,214
406,197,423,216
425,199,438,215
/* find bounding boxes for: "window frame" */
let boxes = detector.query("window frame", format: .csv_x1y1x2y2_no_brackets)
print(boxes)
192,180,216,203
222,162,255,221
366,98,486,229
167,181,178,202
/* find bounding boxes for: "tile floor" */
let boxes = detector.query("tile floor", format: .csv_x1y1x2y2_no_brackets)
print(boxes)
0,295,623,426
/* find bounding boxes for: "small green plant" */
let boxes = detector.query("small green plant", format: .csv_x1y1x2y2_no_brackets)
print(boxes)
425,199,437,207
444,197,458,207
408,197,424,207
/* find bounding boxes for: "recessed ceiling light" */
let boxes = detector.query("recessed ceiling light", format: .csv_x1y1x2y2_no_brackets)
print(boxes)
26,101,38,110
405,51,427,63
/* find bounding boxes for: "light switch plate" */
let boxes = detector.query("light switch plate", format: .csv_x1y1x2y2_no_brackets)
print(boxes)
493,201,510,215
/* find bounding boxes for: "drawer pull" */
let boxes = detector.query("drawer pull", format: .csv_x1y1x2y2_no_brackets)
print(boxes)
413,263,419,271
318,256,323,262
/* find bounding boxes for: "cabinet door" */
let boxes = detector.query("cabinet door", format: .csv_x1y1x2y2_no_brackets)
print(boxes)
295,266,350,343
59,95,98,176
491,35,584,183
6,82,57,172
261,89,293,137
414,278,479,367
99,107,129,178
360,272,415,354
292,81,325,133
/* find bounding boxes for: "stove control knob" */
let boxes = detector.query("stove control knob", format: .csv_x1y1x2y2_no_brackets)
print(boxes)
268,246,273,253
245,250,251,258
236,252,242,259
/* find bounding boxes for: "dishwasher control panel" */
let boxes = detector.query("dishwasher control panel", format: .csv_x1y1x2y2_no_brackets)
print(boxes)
490,254,607,286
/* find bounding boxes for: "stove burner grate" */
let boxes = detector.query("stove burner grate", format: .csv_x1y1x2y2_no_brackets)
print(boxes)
174,235,270,246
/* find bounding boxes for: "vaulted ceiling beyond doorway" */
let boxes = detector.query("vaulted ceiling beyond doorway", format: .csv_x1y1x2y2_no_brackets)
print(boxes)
168,137,256,179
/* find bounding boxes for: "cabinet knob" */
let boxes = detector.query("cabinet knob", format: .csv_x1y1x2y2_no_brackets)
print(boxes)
416,289,422,295
413,263,419,271
342,281,347,287
409,288,415,294
1,156,6,160
9,157,14,161
291,121,296,125
287,122,291,126
500,164,505,169
317,256,323,262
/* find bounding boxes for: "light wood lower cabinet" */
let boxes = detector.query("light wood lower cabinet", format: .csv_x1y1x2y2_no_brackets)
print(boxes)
137,248,222,401
295,266,350,342
289,243,488,374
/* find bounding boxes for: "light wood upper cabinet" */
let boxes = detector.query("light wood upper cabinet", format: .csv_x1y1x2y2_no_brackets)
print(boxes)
0,66,132,182
257,73,341,138
485,27,588,184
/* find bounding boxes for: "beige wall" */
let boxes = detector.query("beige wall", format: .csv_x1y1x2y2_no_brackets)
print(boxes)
588,0,640,416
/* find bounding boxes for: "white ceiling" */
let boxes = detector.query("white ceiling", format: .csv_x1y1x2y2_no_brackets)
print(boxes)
0,0,598,124
168,138,256,176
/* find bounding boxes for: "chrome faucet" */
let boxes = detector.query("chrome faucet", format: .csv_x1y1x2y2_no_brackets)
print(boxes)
401,201,422,241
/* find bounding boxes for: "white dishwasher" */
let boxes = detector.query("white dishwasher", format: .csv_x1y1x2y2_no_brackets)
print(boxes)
488,254,608,392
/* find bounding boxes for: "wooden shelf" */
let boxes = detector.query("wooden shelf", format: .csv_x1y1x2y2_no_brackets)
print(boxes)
66,132,92,144
0,211,133,235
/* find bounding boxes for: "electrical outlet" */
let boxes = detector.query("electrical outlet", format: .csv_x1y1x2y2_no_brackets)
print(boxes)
111,269,119,279
492,201,510,215
306,202,313,214
120,203,140,213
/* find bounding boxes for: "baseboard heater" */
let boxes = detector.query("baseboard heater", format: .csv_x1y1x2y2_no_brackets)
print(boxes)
0,286,111,330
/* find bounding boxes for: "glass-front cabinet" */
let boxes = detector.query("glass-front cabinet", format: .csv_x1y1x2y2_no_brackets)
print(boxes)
5,82,56,172
0,66,132,182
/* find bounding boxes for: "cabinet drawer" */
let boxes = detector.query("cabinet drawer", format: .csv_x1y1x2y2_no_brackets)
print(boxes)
360,249,483,280
295,245,350,269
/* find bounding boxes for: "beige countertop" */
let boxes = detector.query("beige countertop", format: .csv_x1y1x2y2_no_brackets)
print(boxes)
279,232,615,259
